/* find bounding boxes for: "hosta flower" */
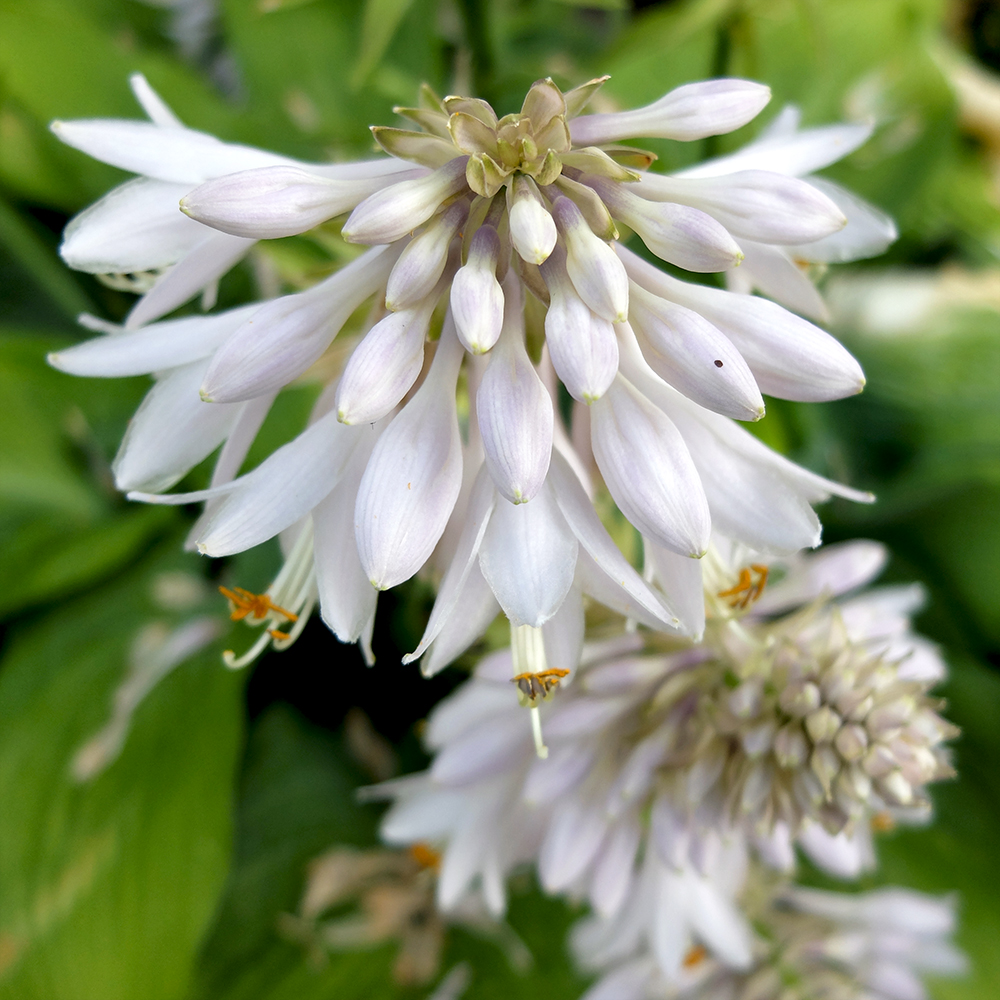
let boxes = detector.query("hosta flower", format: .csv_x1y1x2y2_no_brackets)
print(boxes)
52,73,887,681
371,540,955,919
574,871,965,1000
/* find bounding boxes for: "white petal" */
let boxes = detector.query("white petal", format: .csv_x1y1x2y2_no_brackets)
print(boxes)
478,481,579,628
125,230,256,329
421,565,501,677
621,245,865,402
640,170,847,245
201,244,396,403
196,410,368,556
476,279,554,504
50,305,258,377
450,225,504,353
681,118,872,179
754,539,887,614
335,294,437,424
404,465,497,668
541,245,619,402
590,374,711,557
593,178,742,272
538,797,608,892
522,739,595,806
342,158,469,245
552,197,629,322
431,716,527,785
129,73,183,128
385,199,468,311
542,585,585,674
626,289,765,420
507,174,557,264
112,359,242,492
788,177,897,263
182,166,414,239
645,540,706,639
313,430,381,643
590,812,641,918
548,451,680,630
50,118,296,184
570,79,771,144
355,325,465,589
728,240,830,322
688,877,754,970
60,178,205,273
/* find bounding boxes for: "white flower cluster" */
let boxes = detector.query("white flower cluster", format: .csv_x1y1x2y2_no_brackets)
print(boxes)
371,540,962,997
49,72,890,680
49,72,964,997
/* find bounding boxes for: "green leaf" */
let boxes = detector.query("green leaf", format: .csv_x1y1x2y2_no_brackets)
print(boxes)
352,0,419,89
0,548,244,1000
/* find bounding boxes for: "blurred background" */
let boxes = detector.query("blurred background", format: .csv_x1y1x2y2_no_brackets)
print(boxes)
0,0,997,997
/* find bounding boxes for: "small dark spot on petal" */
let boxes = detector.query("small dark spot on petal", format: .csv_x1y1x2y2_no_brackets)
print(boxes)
714,359,724,368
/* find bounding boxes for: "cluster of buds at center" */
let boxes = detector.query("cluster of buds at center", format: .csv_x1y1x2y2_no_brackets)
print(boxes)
694,609,956,835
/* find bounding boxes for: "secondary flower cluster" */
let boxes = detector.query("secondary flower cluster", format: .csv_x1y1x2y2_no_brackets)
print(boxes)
49,72,892,684
371,540,962,997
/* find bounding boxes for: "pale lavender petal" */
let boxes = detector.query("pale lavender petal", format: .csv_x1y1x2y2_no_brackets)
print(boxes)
590,374,711,557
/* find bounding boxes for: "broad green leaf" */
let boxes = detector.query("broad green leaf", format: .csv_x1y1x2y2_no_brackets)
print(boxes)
0,548,244,1000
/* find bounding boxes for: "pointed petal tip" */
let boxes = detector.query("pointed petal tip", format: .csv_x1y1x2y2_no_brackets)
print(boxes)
198,388,214,403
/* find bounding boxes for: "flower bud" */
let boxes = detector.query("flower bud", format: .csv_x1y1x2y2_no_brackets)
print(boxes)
386,200,467,310
507,174,557,264
451,224,504,353
774,723,809,769
805,705,842,744
834,723,868,762
779,681,821,718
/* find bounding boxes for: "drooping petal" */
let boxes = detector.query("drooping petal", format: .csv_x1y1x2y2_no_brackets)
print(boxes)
195,409,371,556
125,230,256,329
680,115,872,179
421,565,501,678
403,464,497,668
538,796,608,893
477,278,554,504
49,304,259,377
478,480,579,628
313,429,382,645
569,79,771,145
727,239,829,322
201,244,397,403
645,540,706,639
589,811,641,918
625,287,765,420
60,178,206,273
638,169,847,245
620,245,865,402
541,245,619,402
787,177,897,263
342,157,469,245
552,197,629,323
354,321,465,589
590,374,710,557
129,72,183,128
112,359,243,493
547,451,680,630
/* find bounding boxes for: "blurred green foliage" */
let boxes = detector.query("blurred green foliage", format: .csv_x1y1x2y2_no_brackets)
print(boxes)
0,0,997,998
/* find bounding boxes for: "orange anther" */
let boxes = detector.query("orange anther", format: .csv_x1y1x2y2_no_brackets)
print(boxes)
511,668,571,705
408,842,441,870
871,811,896,833
717,564,768,609
268,628,290,641
683,944,708,969
219,586,298,624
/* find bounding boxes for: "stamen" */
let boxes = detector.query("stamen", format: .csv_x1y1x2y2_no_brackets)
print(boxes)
530,706,549,759
219,585,298,623
682,944,708,969
511,668,570,706
717,563,768,609
408,842,441,870
871,811,896,833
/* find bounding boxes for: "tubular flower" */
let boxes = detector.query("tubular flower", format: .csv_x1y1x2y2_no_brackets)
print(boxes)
52,74,887,683
371,541,956,922
573,867,965,1000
